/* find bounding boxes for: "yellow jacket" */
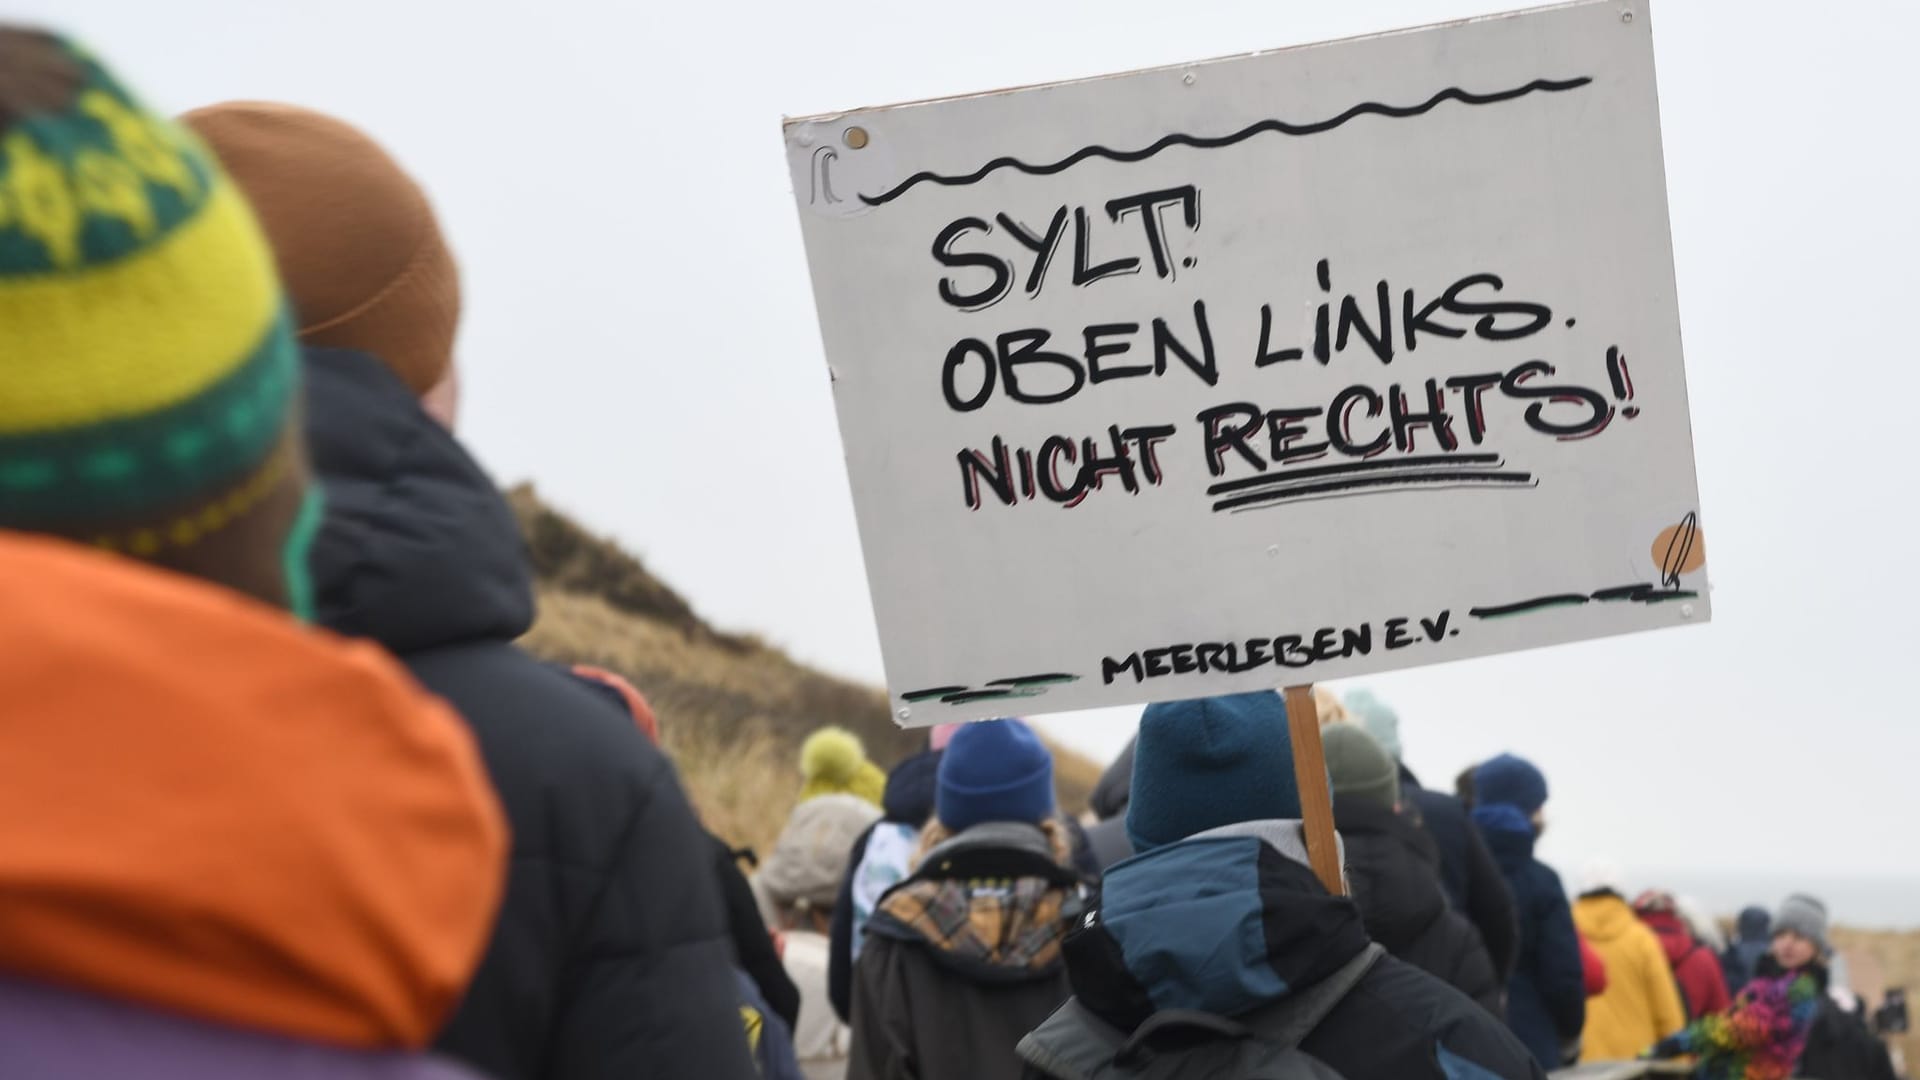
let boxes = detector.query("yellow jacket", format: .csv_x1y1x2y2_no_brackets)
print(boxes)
1575,893,1687,1061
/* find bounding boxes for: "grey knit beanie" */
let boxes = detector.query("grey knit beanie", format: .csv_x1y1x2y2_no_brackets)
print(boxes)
1773,893,1831,956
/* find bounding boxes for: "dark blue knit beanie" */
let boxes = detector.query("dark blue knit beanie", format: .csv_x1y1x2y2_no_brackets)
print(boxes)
1474,753,1548,814
1125,692,1301,852
936,719,1054,832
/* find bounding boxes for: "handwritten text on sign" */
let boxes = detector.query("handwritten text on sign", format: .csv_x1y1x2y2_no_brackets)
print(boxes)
786,1,1709,724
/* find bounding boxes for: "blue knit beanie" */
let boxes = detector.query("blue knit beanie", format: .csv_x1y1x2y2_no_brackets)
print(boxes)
1126,692,1301,852
936,719,1054,833
1474,753,1548,814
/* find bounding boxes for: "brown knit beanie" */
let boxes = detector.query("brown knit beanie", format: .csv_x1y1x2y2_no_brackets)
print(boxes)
180,102,458,395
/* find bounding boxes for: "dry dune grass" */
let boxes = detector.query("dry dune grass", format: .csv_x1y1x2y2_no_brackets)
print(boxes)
509,486,1099,855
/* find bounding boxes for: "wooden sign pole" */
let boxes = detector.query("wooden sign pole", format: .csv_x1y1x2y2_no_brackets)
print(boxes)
1283,685,1346,896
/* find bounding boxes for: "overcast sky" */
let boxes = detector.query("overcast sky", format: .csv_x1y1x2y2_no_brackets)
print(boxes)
35,0,1916,906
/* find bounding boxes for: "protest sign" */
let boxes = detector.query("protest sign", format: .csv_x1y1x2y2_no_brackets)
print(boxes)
785,0,1707,725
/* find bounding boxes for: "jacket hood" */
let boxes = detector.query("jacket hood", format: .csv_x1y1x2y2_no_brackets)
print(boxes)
868,822,1082,984
0,533,507,1049
1736,905,1772,943
303,347,534,654
1332,797,1449,954
882,748,941,826
1639,909,1697,965
1575,893,1641,945
1066,820,1370,1032
1470,802,1537,867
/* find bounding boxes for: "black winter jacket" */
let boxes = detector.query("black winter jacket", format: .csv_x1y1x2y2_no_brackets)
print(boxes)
304,348,755,1080
1402,765,1519,981
711,834,801,1031
1022,820,1543,1080
565,675,800,1033
1334,796,1503,1015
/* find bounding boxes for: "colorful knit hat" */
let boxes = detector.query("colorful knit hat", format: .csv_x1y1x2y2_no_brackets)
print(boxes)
0,30,316,614
181,102,460,396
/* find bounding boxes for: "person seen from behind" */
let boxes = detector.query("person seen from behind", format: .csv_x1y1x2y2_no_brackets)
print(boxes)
1321,724,1503,1015
827,724,956,1023
184,100,756,1080
1573,861,1686,1062
1722,906,1773,996
1470,754,1588,1069
1018,692,1543,1080
1634,890,1731,1021
0,32,506,1075
1346,690,1519,982
569,665,804,1045
849,719,1084,1080
758,792,881,1080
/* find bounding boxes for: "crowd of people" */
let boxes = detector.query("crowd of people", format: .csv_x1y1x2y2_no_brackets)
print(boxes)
0,26,1904,1080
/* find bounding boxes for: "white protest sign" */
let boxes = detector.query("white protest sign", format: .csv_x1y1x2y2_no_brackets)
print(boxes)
785,0,1708,725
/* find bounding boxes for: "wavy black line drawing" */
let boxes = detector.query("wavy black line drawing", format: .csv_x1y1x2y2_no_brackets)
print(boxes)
858,76,1592,206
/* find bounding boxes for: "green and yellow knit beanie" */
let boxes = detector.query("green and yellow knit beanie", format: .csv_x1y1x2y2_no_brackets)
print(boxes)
0,29,319,615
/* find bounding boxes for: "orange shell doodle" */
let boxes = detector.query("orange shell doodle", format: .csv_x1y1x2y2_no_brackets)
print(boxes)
1651,513,1705,588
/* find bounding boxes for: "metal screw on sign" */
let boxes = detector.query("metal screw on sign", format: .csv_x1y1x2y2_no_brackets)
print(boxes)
896,707,911,721
1680,603,1695,619
1621,9,1634,22
844,126,870,150
1182,71,1197,86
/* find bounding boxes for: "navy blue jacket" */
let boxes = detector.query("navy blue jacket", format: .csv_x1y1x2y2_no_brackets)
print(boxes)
1720,906,1772,996
1403,765,1519,981
1472,804,1585,1071
305,348,754,1080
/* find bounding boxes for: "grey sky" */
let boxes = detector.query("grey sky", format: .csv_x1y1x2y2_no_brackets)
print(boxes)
36,0,1916,902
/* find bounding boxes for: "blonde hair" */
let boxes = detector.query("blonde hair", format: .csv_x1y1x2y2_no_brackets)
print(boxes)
912,817,1075,870
1314,686,1353,727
